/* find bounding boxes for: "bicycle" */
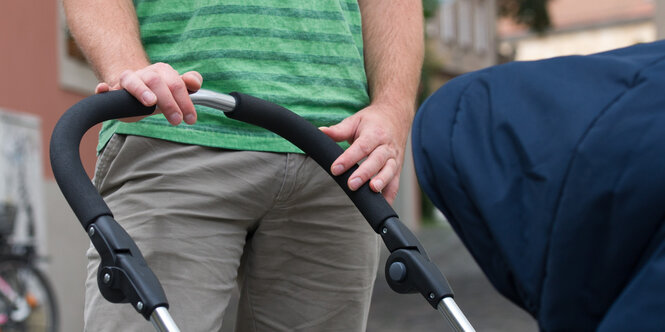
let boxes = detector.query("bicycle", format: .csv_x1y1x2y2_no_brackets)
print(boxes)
0,203,58,332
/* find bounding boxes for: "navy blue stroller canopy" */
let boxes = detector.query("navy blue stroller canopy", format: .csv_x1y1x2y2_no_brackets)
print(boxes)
412,41,665,331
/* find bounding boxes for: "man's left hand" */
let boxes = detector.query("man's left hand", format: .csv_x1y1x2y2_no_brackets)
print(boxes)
320,103,412,205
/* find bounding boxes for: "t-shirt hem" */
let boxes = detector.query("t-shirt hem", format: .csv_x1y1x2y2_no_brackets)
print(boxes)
97,123,350,154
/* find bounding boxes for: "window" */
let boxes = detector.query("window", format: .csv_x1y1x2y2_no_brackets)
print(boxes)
457,0,472,48
474,0,489,53
57,2,97,95
440,1,457,44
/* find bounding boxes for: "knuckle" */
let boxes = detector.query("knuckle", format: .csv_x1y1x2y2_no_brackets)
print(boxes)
161,101,180,113
142,71,161,87
374,126,387,139
180,104,195,116
120,76,140,92
369,156,386,173
357,142,373,155
153,62,169,70
167,79,186,93
119,70,133,81
377,146,392,161
119,71,134,84
353,168,369,182
386,157,398,169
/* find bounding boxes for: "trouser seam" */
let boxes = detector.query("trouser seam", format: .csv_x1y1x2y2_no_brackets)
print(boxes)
273,153,291,203
241,263,259,332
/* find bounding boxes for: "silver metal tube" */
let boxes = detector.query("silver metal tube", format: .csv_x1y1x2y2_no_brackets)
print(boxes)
150,306,181,332
438,297,475,332
190,89,236,112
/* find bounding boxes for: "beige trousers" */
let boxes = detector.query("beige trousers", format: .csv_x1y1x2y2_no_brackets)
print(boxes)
84,135,380,332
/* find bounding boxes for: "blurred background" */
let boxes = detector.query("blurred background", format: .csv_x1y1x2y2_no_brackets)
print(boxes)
1,0,663,330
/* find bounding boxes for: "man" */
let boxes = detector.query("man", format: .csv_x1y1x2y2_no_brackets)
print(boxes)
64,0,423,330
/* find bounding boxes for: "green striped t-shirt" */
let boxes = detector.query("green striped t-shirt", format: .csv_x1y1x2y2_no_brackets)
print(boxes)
97,0,369,153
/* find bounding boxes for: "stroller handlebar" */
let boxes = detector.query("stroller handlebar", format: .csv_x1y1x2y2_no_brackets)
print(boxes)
50,88,398,231
50,88,473,332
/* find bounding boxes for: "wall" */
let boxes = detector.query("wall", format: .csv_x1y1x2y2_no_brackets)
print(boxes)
0,1,95,331
657,0,665,38
506,20,656,61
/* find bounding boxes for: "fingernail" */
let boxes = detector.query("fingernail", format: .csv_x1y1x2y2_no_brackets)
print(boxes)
185,114,196,124
193,72,203,85
142,91,157,105
167,113,182,124
349,177,362,190
332,164,344,175
373,179,384,191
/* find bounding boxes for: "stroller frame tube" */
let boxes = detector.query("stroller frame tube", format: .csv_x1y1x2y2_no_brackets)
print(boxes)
440,297,475,332
151,307,180,332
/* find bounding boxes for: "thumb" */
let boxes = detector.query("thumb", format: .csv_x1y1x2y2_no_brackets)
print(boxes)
95,82,111,94
319,116,359,143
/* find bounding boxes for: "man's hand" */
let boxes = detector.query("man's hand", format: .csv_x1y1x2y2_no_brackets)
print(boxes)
63,0,202,125
95,63,203,125
320,102,412,204
331,0,422,205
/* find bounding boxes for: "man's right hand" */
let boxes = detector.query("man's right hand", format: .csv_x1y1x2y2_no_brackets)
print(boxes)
95,62,203,125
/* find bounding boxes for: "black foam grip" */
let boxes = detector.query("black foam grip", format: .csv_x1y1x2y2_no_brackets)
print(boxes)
50,90,155,228
228,92,398,231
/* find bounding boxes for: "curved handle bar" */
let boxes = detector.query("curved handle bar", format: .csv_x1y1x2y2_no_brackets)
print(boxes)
50,90,155,227
50,89,397,231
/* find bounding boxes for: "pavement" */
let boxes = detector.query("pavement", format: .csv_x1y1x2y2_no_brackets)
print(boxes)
221,224,538,332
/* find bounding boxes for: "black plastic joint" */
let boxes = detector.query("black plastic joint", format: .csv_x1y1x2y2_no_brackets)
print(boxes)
385,248,454,309
88,215,169,320
379,217,429,258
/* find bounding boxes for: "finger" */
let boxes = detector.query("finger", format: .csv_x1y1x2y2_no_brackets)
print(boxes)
151,63,197,124
346,146,392,191
320,116,359,143
168,76,197,124
381,175,401,205
138,69,182,125
97,81,148,122
118,70,158,106
95,82,111,94
182,71,203,93
116,71,158,123
369,158,399,193
331,135,379,177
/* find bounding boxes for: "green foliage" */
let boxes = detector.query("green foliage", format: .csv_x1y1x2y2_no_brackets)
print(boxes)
422,0,440,19
422,0,551,33
498,0,551,33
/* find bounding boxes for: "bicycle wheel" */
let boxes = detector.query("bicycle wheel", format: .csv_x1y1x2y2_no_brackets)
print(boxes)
0,258,58,332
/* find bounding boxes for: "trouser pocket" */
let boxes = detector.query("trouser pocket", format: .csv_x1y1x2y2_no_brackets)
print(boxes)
92,134,126,190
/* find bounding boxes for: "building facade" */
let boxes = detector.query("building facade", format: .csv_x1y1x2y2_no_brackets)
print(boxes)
499,0,659,61
429,0,498,75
